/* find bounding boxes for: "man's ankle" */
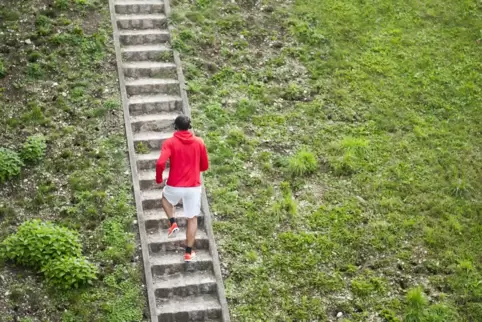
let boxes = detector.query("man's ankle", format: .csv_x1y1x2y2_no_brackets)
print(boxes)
169,217,176,226
185,246,192,254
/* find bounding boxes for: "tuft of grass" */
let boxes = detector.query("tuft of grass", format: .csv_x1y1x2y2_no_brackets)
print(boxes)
135,142,150,154
405,286,427,322
287,149,317,176
157,50,174,62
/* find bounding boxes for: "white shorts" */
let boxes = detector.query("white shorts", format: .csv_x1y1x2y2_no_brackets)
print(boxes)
162,185,202,218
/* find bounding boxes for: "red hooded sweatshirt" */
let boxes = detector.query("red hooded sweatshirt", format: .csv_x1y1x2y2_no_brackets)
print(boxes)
155,131,209,187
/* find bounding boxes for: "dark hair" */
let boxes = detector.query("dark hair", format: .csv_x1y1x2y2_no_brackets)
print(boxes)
174,115,192,131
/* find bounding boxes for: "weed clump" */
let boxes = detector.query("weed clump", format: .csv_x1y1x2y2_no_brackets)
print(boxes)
329,137,370,176
405,286,428,322
0,147,24,183
135,142,150,154
20,134,47,164
287,149,317,176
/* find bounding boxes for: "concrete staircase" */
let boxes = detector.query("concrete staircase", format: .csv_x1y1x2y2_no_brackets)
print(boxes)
108,0,230,321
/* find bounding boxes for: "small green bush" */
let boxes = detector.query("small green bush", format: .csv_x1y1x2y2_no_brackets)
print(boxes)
287,149,318,176
0,147,24,183
42,256,97,289
20,135,47,164
0,219,82,268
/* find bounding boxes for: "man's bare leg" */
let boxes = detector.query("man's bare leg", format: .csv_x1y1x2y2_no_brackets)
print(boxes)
184,217,197,261
161,195,175,219
162,196,178,237
186,217,197,247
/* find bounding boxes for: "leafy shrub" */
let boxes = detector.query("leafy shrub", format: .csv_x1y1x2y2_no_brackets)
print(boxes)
20,135,47,164
0,147,24,183
0,219,82,268
42,256,97,289
287,149,317,176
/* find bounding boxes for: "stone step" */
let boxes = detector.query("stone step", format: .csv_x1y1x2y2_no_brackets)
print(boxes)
122,44,172,62
133,131,172,150
154,270,216,299
139,169,164,190
131,112,179,133
119,29,170,46
138,169,169,191
156,294,222,322
123,61,177,78
151,250,213,277
125,78,180,96
142,189,165,209
143,209,205,230
139,169,162,190
147,228,210,254
129,94,182,116
116,14,167,30
115,1,164,14
136,150,160,170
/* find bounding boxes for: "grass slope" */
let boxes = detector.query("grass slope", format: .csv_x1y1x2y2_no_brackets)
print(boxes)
0,0,146,321
170,0,482,320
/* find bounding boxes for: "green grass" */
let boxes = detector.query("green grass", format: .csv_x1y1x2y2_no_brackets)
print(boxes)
170,0,482,320
0,0,146,321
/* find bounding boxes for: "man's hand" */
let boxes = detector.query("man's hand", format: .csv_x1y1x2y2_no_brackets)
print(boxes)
158,179,167,189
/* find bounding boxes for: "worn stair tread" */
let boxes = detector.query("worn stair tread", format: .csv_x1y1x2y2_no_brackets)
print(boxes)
131,112,180,124
157,294,221,313
125,78,179,85
129,94,181,105
119,29,169,36
116,13,166,20
139,169,168,180
151,249,212,266
123,61,176,69
122,44,170,52
133,131,172,142
143,208,199,220
137,150,161,161
141,188,164,201
154,270,216,289
139,169,164,183
147,227,208,243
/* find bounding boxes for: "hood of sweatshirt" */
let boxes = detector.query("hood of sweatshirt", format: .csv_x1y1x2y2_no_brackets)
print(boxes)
174,130,195,144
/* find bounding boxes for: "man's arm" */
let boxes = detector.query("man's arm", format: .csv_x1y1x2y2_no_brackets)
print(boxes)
156,140,171,184
200,141,209,172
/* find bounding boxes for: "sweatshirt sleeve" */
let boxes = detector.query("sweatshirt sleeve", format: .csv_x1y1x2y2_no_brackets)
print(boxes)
156,140,171,184
200,141,209,172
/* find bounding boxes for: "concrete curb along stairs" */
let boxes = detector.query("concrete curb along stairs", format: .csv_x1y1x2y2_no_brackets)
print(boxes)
107,0,230,321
